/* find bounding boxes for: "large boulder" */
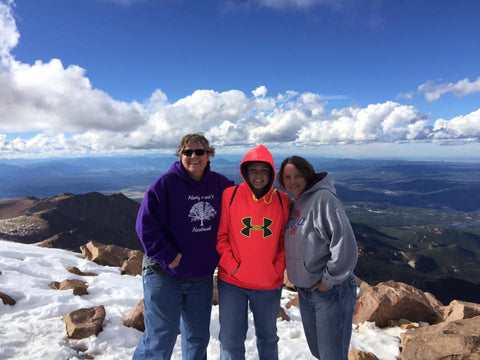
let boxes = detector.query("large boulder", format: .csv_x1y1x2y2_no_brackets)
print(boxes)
353,280,443,327
81,241,143,276
442,300,480,323
62,305,106,339
121,250,143,276
124,299,145,332
81,241,132,267
400,315,480,359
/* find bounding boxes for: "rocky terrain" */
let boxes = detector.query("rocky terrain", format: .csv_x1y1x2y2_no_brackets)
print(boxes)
0,192,142,251
1,191,480,305
2,240,479,359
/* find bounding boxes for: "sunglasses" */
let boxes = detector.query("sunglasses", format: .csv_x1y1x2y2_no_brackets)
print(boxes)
182,149,208,156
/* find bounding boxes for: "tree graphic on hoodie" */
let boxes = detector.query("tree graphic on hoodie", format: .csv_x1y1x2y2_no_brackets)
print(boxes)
189,201,217,227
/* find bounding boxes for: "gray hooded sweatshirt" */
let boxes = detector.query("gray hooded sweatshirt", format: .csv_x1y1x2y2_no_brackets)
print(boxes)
284,172,358,289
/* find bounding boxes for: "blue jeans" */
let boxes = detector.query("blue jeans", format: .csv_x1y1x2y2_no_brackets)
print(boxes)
298,275,357,360
217,279,282,360
133,268,213,360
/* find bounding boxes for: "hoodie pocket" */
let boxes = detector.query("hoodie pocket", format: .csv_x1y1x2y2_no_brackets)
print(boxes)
233,260,280,286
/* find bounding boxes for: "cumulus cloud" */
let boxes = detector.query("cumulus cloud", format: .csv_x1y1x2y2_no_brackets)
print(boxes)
297,101,429,144
1,0,480,157
0,0,18,58
417,77,480,103
432,109,480,141
1,58,147,133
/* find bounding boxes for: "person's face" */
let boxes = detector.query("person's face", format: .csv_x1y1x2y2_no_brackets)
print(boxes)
247,162,271,192
181,142,210,181
282,163,307,200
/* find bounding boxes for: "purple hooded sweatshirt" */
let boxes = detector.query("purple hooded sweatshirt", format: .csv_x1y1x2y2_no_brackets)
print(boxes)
136,161,234,279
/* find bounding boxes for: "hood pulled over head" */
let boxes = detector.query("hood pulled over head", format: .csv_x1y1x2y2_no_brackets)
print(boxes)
240,144,275,199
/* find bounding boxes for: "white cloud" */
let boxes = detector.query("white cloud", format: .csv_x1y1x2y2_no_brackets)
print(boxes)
0,0,18,58
1,58,147,133
297,101,429,144
1,0,480,157
432,108,480,140
417,77,480,103
396,91,413,100
252,85,267,98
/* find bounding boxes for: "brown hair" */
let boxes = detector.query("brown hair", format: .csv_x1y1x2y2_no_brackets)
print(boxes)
175,133,216,158
278,156,317,190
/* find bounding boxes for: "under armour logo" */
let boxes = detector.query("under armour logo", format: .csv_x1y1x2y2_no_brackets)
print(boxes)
241,217,273,238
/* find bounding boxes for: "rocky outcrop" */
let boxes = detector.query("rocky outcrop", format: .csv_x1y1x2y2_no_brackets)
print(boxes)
123,300,145,332
353,280,443,327
80,241,143,276
400,316,480,359
121,250,143,276
50,279,89,296
0,192,141,251
62,305,106,339
0,291,15,305
442,300,480,323
352,280,480,358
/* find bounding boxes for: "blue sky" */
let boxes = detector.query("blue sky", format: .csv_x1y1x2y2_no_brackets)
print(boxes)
1,0,480,159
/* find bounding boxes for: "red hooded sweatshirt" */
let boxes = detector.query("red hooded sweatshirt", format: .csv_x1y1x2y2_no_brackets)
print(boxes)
216,145,290,290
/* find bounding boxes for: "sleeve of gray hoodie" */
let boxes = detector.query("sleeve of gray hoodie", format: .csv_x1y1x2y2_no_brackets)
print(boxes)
316,192,358,289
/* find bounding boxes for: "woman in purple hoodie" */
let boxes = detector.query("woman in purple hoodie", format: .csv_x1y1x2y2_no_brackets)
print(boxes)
133,134,233,360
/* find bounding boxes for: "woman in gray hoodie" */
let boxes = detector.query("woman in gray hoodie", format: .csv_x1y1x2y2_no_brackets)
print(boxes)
279,156,358,360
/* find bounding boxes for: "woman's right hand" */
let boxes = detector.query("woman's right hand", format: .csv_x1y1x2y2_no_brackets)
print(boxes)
168,253,182,269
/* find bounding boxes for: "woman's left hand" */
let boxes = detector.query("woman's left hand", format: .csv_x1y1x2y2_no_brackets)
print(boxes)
311,281,330,291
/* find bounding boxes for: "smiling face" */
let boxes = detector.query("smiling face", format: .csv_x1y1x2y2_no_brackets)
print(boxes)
282,163,308,200
181,142,210,181
247,162,271,195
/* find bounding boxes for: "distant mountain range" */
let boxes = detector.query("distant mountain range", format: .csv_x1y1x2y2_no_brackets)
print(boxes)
2,155,480,211
1,191,479,305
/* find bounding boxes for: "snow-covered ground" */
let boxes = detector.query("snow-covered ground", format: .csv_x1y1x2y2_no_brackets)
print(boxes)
0,240,403,359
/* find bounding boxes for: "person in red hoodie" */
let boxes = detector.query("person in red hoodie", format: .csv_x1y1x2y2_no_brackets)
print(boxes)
216,144,290,360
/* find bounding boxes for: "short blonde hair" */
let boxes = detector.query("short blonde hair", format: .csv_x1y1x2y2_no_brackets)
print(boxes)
175,134,216,158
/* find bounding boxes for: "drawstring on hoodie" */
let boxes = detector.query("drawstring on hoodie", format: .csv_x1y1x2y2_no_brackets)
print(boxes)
252,189,278,204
